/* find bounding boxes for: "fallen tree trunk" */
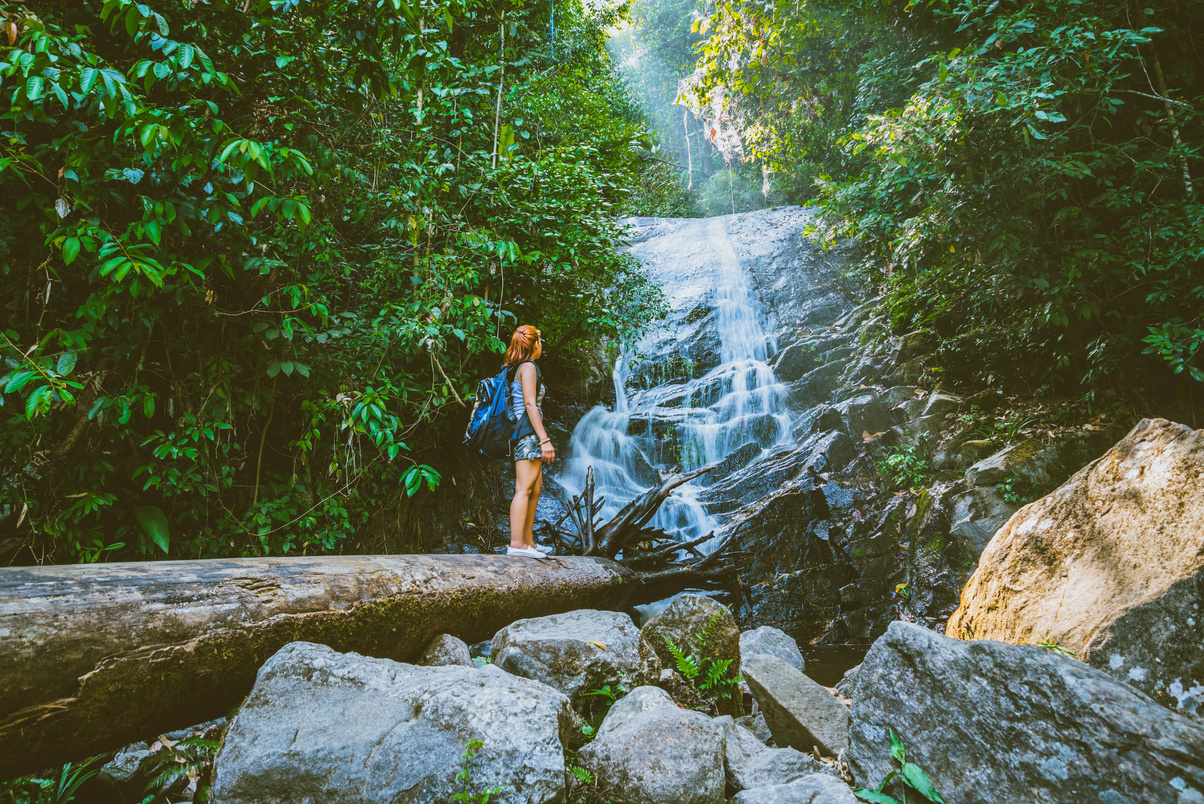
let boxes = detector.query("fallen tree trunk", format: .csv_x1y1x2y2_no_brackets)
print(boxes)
0,554,634,780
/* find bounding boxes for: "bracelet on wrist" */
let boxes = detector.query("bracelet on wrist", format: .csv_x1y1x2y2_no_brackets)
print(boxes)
540,439,551,445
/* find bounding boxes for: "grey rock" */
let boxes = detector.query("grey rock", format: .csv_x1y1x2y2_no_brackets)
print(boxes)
789,362,844,408
705,441,762,483
99,743,156,787
791,405,844,443
212,642,570,804
491,609,657,705
716,716,830,792
771,342,822,383
416,633,473,667
735,713,773,744
1087,573,1204,719
742,654,850,758
957,438,996,466
834,664,861,699
892,413,949,445
921,392,962,418
965,438,1052,487
740,626,805,671
596,685,677,738
835,395,893,441
578,707,725,804
879,385,920,407
847,621,1204,804
891,331,934,365
946,485,1019,565
729,775,858,804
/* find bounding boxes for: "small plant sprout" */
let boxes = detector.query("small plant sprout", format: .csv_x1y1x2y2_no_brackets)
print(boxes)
854,729,947,803
451,739,503,804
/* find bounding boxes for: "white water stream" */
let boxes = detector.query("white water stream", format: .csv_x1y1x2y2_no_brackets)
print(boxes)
556,217,793,552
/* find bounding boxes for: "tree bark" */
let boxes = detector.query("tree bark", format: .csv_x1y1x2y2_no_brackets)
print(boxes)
0,554,634,780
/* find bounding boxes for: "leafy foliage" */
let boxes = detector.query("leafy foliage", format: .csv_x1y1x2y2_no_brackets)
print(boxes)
877,444,928,492
0,755,107,804
681,0,1204,418
0,0,670,564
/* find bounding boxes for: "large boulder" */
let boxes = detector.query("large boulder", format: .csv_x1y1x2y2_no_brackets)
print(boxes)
740,626,805,671
211,642,570,804
641,593,740,678
578,706,726,804
847,621,1204,804
490,609,658,706
948,418,1204,716
741,654,849,758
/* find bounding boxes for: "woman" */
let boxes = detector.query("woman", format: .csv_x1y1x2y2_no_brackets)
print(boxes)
504,325,556,557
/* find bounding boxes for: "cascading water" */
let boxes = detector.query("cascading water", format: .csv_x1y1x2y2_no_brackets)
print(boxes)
557,217,793,552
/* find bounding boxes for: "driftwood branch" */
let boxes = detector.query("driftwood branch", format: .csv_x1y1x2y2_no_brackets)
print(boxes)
547,460,740,600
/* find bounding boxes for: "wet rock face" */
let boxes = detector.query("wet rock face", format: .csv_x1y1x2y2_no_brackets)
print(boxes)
948,418,1204,718
848,622,1204,804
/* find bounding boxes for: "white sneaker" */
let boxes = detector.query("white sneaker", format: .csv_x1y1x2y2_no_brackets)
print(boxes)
532,543,555,554
506,546,547,558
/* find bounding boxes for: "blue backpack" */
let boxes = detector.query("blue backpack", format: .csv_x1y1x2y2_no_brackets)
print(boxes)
463,361,541,460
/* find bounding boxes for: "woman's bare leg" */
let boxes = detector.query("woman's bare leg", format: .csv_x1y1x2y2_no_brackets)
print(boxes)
510,459,543,548
523,470,543,547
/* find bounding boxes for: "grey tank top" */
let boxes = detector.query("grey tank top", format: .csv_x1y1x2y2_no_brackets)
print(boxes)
510,362,544,421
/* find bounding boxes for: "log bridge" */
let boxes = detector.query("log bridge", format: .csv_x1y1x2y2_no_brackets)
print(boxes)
0,554,634,780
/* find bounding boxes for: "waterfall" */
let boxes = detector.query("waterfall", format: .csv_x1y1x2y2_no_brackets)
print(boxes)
556,217,793,552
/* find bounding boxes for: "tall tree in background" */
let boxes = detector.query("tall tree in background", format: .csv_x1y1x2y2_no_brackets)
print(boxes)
0,0,669,564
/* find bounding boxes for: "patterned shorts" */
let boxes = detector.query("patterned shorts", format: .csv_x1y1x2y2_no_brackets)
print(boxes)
514,434,543,462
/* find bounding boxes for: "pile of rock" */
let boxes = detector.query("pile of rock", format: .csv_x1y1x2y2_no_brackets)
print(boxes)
207,594,860,804
101,580,1204,803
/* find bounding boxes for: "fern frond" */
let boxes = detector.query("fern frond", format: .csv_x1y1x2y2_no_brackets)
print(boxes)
663,635,700,678
569,765,594,784
693,613,720,650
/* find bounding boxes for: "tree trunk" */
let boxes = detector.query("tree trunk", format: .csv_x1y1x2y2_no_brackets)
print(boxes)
0,554,633,780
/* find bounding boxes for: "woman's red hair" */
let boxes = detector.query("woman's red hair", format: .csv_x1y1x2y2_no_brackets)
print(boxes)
503,325,540,366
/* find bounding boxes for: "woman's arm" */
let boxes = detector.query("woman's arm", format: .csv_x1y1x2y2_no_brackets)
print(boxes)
518,362,555,464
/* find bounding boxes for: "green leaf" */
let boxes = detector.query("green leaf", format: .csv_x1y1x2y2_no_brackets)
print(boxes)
5,370,37,393
63,237,81,265
855,792,900,804
889,729,906,764
80,67,100,94
134,505,170,554
900,763,946,803
25,385,53,419
57,351,78,375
